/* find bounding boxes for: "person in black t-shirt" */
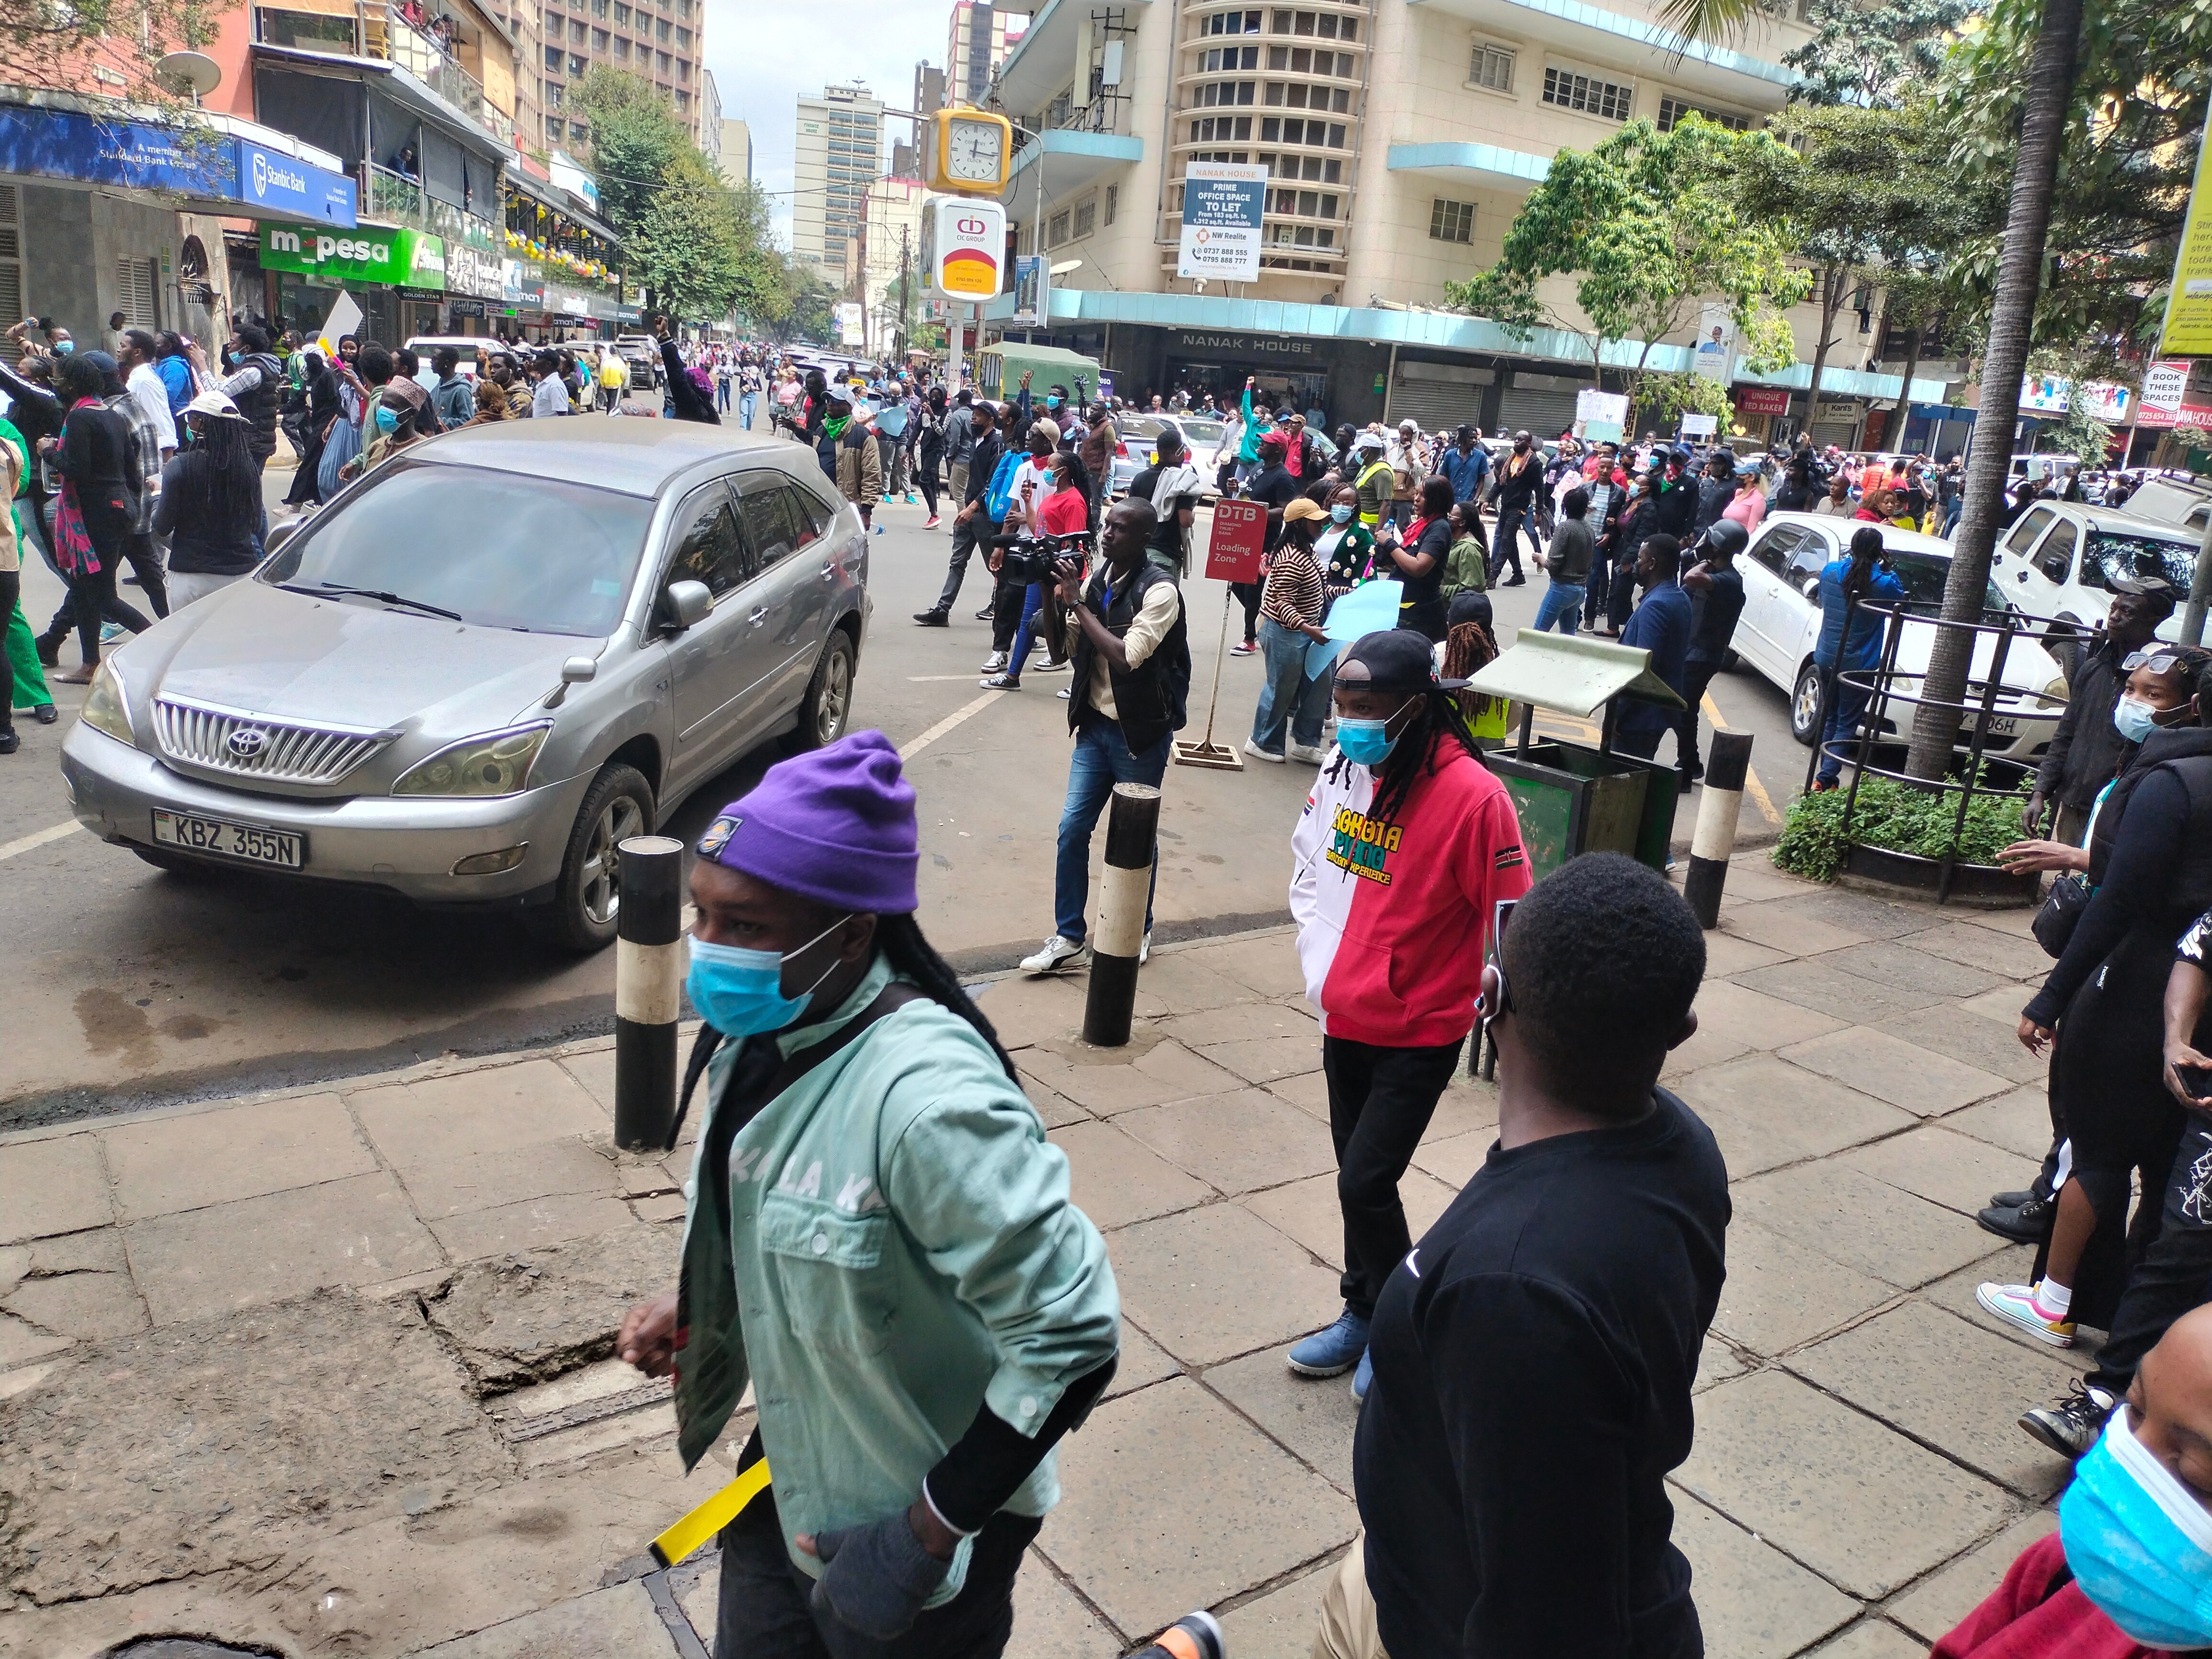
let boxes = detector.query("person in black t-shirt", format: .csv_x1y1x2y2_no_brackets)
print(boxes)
1125,421,1206,574
1322,852,1729,1659
1677,519,1749,786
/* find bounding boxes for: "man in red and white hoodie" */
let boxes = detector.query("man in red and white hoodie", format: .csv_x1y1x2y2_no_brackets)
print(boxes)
1286,629,1530,1401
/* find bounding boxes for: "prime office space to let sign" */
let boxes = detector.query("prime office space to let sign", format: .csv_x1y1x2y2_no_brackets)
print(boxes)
1177,162,1267,283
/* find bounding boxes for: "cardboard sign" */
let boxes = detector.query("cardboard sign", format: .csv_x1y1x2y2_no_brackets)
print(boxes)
1205,499,1267,582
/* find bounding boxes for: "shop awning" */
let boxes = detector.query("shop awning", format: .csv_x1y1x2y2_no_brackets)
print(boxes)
1462,631,1684,715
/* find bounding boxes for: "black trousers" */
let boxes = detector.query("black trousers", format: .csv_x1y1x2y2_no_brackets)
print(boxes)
1582,550,1611,628
917,463,940,518
1676,658,1721,774
1230,580,1262,645
990,570,1029,653
1323,1034,1464,1319
2089,1109,2212,1394
934,514,1000,613
713,1477,1041,1659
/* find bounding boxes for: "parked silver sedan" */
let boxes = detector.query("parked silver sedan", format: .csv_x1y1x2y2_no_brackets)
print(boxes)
61,420,869,950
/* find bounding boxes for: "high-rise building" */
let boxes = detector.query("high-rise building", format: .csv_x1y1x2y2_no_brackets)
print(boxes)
719,120,754,185
499,0,708,155
863,176,929,354
700,68,722,166
915,62,947,117
946,2,1025,108
793,84,884,288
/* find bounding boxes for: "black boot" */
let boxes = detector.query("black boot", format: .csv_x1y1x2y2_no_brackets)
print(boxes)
913,608,949,627
34,629,62,668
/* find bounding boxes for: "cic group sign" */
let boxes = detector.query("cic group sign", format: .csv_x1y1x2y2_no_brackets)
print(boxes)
925,196,1006,300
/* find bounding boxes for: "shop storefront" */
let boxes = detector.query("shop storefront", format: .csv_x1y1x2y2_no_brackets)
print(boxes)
258,221,444,347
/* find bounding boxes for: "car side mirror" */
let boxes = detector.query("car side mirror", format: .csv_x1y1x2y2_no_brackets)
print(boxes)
264,518,301,558
2039,555,2069,582
663,579,712,631
542,655,598,709
1803,577,1821,599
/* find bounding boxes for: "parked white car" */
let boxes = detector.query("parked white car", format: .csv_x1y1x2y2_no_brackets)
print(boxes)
1733,513,2068,767
1987,502,2201,672
1108,415,1230,498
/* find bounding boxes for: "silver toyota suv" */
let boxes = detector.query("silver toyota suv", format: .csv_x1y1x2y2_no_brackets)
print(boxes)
61,420,868,950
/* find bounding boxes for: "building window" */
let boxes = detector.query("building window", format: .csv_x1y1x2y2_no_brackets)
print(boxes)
674,23,689,47
1200,9,1262,34
657,49,670,72
1073,198,1096,237
570,120,588,141
1188,115,1252,142
592,27,607,47
569,52,585,74
1430,198,1475,242
676,58,689,80
1470,43,1514,92
1201,44,1258,70
1048,209,1070,244
612,35,627,57
548,81,563,105
1542,66,1633,120
544,42,562,66
655,16,668,36
1656,95,1749,132
612,4,627,22
1270,8,1352,38
1195,80,1255,107
1105,184,1117,224
675,89,688,111
569,19,585,42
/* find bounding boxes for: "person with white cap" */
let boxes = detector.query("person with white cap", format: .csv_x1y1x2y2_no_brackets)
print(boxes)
155,388,265,610
617,731,1120,1659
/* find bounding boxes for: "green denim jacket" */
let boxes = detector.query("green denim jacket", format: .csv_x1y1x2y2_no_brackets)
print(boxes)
675,955,1118,1604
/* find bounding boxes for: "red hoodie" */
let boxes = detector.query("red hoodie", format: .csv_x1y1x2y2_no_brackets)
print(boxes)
1289,732,1529,1047
1931,1533,2161,1659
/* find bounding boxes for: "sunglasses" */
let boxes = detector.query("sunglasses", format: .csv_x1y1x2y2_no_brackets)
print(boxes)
2123,649,2187,674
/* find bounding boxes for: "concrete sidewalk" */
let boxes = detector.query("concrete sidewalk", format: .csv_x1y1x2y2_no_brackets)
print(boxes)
0,852,2072,1658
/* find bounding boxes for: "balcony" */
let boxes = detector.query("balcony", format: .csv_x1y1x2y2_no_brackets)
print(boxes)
363,161,499,249
255,3,514,144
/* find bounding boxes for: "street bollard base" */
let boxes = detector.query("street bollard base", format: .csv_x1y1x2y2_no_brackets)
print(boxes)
1172,739,1244,771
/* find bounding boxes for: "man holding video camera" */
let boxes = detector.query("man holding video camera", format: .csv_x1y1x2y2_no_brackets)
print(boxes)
1020,498,1190,976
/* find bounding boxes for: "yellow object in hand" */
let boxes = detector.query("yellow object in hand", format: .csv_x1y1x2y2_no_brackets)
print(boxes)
649,1458,772,1569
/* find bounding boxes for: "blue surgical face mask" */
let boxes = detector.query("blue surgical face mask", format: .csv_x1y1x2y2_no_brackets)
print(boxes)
2058,1406,2212,1650
1330,503,1354,524
1046,395,1062,409
2113,696,2170,744
54,340,73,355
1337,712,1403,767
685,912,850,1038
374,404,399,435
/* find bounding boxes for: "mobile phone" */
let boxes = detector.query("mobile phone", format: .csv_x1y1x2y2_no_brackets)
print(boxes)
2179,1064,2212,1103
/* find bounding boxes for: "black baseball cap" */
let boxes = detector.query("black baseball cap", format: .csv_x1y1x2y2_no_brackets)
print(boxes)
1337,628,1468,692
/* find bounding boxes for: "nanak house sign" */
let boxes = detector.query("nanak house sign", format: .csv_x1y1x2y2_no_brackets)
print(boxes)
1174,332,1319,359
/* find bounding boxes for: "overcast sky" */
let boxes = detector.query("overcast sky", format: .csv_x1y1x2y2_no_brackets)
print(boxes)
704,2,1008,242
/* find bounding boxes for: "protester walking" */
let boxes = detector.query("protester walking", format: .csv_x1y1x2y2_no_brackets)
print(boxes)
615,732,1119,1659
1488,432,1541,586
1615,533,1692,762
1810,527,1906,790
1676,520,1749,785
1319,852,1723,1659
1285,630,1530,1404
1245,496,1333,764
155,391,264,610
1530,485,1594,635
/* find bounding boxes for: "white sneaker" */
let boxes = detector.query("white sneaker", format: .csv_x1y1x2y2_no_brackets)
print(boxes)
1140,930,1151,965
1288,741,1328,763
980,651,1009,673
1243,738,1286,763
1030,656,1071,675
1020,935,1087,975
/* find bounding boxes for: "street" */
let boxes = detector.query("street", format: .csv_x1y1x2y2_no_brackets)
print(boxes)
0,435,1804,1124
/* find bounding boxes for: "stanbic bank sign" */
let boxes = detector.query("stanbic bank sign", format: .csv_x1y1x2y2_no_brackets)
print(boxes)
260,223,446,290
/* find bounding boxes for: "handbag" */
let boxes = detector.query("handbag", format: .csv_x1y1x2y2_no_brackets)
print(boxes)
2031,872,2092,959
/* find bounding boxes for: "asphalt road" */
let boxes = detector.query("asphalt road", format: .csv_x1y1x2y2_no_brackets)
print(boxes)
0,431,1802,1122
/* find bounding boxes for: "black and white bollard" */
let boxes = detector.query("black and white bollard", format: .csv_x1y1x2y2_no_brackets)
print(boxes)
1684,731,1754,929
1082,783,1162,1048
614,834,686,1151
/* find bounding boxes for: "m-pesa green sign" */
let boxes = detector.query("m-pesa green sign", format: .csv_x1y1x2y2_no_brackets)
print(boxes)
259,223,445,289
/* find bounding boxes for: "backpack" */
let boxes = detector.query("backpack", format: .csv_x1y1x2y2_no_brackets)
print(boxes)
984,449,1022,521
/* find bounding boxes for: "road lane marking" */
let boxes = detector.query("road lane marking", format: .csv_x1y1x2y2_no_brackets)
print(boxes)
1703,693,1782,826
906,675,987,682
899,692,1001,762
0,819,82,863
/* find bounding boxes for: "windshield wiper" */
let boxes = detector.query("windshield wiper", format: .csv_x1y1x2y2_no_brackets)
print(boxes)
283,582,463,621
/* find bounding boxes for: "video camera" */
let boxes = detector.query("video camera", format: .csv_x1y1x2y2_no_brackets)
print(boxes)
990,526,1095,586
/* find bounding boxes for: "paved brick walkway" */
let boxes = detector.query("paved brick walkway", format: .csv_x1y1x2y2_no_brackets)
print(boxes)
0,852,2073,1658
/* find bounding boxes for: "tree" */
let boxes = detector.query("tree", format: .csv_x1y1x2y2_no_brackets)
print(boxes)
629,149,747,321
7,0,220,93
571,68,685,243
1782,0,1980,108
1446,116,1808,417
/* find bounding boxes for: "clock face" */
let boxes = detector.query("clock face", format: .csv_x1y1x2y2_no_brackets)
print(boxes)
946,119,1003,182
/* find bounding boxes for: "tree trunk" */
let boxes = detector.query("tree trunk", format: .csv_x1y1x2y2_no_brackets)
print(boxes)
1903,0,2083,783
1895,324,1925,462
1803,265,1843,443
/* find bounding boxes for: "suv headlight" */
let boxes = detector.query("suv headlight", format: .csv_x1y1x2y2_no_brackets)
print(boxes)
79,661,134,744
2039,675,2070,708
392,724,552,797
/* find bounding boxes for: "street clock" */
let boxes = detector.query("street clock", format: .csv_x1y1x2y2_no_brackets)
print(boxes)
928,108,1012,195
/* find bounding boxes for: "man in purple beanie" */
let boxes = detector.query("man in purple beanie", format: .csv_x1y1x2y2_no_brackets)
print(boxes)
616,730,1122,1659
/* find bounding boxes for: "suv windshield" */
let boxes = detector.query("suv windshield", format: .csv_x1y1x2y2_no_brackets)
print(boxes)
1890,551,2005,616
2079,531,2195,591
259,461,654,637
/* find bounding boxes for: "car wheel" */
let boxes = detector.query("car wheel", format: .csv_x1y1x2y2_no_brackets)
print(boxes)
2046,617,2083,682
1791,662,1824,745
532,763,654,953
791,630,856,752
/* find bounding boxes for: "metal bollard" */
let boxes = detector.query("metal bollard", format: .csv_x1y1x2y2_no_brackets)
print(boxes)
1683,731,1755,929
1082,783,1162,1047
614,835,686,1151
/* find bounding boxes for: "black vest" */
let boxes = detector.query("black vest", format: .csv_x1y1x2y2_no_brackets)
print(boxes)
235,353,284,462
1069,560,1190,754
2089,728,2212,918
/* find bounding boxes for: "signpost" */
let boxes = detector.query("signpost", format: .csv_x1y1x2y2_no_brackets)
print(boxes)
1176,500,1268,771
1176,162,1267,284
2159,122,2212,357
1692,304,1735,383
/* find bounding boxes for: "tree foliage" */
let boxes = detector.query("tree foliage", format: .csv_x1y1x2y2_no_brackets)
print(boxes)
7,0,219,92
1782,0,1981,108
1445,116,1808,410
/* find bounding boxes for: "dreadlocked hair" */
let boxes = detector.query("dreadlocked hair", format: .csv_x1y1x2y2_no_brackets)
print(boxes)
1322,686,1487,827
1442,616,1504,728
875,912,1019,1081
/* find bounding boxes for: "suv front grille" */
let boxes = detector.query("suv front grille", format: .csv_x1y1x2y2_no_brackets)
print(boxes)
153,697,394,786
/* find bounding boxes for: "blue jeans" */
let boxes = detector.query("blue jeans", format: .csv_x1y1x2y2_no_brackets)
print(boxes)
1532,580,1584,634
1251,615,1330,753
1816,673,1872,784
1055,719,1171,943
1009,582,1051,672
739,390,757,429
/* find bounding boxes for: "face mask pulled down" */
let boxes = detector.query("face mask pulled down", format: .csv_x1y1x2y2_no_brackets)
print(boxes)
2058,1406,2212,1650
686,914,850,1039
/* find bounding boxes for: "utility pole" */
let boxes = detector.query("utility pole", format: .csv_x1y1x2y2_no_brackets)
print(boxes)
897,223,911,361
